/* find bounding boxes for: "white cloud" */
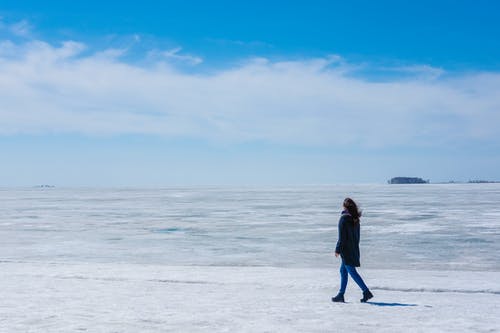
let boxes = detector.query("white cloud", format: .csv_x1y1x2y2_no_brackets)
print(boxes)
9,19,32,37
0,18,32,37
150,47,203,65
0,37,499,148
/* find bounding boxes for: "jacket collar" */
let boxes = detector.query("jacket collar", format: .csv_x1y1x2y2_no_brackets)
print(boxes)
341,209,351,216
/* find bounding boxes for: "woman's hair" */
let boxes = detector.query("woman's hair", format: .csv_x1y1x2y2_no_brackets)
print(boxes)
343,197,361,223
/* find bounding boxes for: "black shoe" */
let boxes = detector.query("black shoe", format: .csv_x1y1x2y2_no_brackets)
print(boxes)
360,290,373,303
331,293,345,303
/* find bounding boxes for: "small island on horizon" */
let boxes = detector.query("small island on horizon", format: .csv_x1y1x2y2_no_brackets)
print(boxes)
466,180,500,184
388,177,500,184
388,177,429,184
34,185,56,188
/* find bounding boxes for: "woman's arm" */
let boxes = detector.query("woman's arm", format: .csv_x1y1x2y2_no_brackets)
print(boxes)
335,216,346,256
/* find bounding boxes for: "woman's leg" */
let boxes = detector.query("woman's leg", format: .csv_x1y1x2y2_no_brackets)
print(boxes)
339,261,348,294
344,265,369,292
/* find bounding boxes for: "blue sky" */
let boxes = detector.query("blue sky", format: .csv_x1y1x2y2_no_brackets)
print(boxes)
1,1,500,185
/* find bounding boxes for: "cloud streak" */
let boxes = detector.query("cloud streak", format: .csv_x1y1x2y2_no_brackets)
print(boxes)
0,18,32,37
0,37,499,148
149,47,203,65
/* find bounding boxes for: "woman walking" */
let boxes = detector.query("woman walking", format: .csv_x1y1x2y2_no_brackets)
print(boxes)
332,198,373,303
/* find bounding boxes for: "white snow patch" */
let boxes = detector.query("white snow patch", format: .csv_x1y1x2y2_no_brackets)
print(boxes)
1,262,499,332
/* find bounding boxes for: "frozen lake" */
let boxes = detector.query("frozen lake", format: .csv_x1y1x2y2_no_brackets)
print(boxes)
1,184,499,331
1,184,500,270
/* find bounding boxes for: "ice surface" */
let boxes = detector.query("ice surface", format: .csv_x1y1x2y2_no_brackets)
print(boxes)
1,184,500,270
1,185,499,331
1,262,499,332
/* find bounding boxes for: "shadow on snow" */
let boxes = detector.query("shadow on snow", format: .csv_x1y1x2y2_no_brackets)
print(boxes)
366,302,418,307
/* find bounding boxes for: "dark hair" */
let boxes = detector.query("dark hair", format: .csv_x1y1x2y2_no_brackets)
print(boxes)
343,197,361,223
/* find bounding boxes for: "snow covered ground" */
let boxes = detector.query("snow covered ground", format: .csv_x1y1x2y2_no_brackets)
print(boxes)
2,185,500,331
1,261,499,332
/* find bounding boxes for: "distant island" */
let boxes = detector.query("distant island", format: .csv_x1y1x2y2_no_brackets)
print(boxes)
467,180,500,184
34,185,55,188
389,178,500,184
434,179,500,184
388,177,429,184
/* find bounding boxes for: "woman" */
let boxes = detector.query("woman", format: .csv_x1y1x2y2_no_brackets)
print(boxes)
332,198,373,303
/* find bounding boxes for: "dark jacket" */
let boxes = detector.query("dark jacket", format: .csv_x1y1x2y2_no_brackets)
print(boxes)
335,211,361,267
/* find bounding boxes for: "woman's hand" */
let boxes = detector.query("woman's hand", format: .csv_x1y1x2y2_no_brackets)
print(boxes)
335,252,340,258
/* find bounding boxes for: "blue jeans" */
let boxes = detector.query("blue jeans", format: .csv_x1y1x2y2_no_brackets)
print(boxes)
339,261,369,294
